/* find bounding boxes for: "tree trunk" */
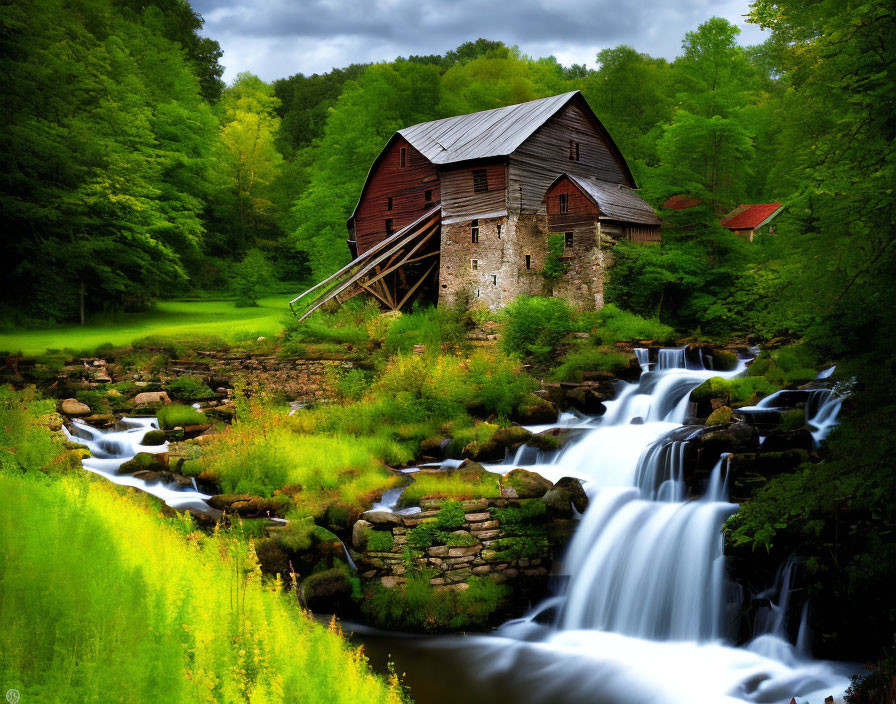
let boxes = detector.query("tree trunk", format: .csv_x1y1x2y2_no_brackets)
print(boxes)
79,281,86,326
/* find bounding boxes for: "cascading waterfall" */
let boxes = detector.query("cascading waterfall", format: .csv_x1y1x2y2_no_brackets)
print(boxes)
474,348,854,703
64,417,213,513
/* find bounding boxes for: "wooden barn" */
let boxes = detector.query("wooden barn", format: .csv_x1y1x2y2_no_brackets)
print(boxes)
291,91,661,318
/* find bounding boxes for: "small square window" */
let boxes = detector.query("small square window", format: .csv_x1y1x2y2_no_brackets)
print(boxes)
471,259,479,271
559,193,568,213
385,219,394,236
525,254,532,270
399,147,407,167
387,196,393,211
491,275,497,286
424,189,433,203
472,169,488,193
471,219,479,243
565,232,574,248
569,140,579,161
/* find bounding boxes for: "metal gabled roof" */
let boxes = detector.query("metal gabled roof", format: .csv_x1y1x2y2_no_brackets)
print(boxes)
398,91,580,164
556,173,660,225
720,203,784,230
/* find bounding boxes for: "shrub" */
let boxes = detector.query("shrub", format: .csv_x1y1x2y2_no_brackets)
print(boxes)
382,305,468,354
399,469,501,507
365,530,394,553
467,352,537,418
331,367,372,402
434,499,465,530
156,404,206,429
232,249,275,307
360,571,509,633
165,375,214,400
501,296,573,362
591,304,675,344
553,345,631,382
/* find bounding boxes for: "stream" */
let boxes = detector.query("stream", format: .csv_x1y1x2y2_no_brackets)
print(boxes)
65,352,854,703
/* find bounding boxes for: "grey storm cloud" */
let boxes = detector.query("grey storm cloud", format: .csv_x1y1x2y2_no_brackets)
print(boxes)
191,0,767,82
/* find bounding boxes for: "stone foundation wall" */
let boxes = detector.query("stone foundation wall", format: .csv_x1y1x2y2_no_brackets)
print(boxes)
353,497,566,591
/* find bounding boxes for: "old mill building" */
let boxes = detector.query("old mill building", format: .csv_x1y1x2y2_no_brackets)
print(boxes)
291,91,660,319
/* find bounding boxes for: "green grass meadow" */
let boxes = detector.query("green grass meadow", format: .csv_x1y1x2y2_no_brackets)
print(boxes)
0,297,291,355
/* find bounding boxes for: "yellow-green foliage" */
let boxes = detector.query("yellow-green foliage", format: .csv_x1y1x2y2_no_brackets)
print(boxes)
692,375,780,404
0,388,402,704
553,345,632,382
157,404,207,429
0,472,403,703
399,470,501,507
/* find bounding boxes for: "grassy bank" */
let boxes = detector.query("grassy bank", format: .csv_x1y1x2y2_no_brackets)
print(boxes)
0,388,405,703
0,297,289,356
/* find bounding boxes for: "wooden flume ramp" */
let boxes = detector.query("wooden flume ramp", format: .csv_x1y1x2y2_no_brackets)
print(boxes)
289,206,441,321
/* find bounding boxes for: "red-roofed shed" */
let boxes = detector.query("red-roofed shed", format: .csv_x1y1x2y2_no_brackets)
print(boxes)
721,203,784,241
663,195,702,211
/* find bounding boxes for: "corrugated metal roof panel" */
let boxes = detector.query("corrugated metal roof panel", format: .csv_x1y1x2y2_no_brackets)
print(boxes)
721,203,783,230
398,92,580,164
567,175,660,225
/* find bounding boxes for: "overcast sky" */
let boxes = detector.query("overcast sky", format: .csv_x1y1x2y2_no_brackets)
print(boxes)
192,0,767,83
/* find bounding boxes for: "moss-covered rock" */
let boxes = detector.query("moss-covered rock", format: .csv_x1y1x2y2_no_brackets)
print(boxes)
140,429,167,446
780,408,806,431
554,477,588,513
707,406,734,425
502,468,553,499
117,451,167,475
711,349,740,371
512,394,558,425
301,568,354,613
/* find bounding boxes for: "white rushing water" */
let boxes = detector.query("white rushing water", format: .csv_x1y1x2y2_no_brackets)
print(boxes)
480,350,853,703
64,417,213,512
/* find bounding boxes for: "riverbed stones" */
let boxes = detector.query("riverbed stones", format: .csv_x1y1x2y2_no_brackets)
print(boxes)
352,519,372,549
59,398,91,416
363,510,402,526
133,391,171,406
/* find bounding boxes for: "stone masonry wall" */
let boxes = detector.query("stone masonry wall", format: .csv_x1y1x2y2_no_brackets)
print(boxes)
353,497,558,591
437,212,611,311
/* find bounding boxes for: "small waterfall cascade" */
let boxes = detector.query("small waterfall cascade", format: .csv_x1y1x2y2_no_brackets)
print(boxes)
749,387,843,445
634,347,650,373
64,417,213,513
479,352,851,703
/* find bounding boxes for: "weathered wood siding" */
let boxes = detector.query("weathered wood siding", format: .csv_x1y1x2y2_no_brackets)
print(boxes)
354,137,440,254
623,224,662,243
544,178,599,247
438,161,507,223
508,100,631,214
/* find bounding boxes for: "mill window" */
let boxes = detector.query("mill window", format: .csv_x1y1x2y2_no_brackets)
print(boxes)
471,259,479,271
385,219,394,236
472,169,489,193
399,147,407,167
565,232,574,248
525,254,532,270
491,275,497,286
474,288,481,298
559,193,569,213
471,219,480,243
424,189,433,204
496,224,502,238
569,140,580,161
387,196,393,211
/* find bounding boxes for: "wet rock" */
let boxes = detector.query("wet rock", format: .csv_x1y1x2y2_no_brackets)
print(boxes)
133,391,171,406
363,510,402,526
512,394,558,425
711,349,740,371
118,451,167,475
301,568,353,612
761,429,815,452
59,398,91,416
707,406,734,425
352,519,372,550
502,468,553,499
140,429,167,446
563,385,608,415
554,477,589,513
542,486,574,518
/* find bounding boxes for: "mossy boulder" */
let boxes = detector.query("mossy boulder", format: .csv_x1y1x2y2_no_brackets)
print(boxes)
563,385,608,415
780,408,806,431
711,349,740,371
59,398,92,416
117,451,167,475
300,568,354,613
554,477,589,513
140,429,167,446
503,468,553,499
511,394,558,425
707,406,734,425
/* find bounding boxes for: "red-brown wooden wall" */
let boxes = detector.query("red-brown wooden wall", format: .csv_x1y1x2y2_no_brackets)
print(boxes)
353,137,441,255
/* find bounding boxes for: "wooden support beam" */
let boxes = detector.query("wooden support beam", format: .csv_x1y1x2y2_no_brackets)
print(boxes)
397,262,437,310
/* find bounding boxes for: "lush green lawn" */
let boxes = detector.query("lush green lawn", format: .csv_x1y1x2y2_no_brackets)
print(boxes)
0,296,291,355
